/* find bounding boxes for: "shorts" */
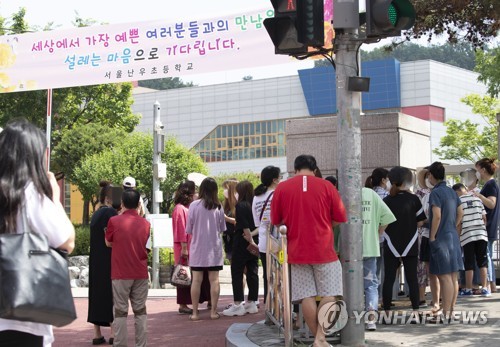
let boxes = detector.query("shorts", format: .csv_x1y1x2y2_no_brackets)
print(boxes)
463,240,488,271
291,261,343,302
419,236,430,262
191,266,223,272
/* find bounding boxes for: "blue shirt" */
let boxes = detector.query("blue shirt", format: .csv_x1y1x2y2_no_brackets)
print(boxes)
429,181,461,238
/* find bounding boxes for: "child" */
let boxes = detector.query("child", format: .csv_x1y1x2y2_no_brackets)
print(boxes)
452,183,490,297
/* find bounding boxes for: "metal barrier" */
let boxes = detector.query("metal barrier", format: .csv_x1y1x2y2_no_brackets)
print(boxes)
265,224,293,346
264,225,343,346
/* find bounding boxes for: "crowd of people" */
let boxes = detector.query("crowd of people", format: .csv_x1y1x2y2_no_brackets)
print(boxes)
2,118,500,347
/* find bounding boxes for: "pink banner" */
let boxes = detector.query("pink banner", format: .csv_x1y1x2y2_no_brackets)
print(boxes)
0,8,294,93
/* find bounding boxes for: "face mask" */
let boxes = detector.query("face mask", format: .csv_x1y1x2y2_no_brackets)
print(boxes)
223,189,228,199
385,181,391,192
425,178,434,189
405,183,414,192
476,171,481,180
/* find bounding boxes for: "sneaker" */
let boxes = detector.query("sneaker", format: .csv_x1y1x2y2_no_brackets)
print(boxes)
458,288,473,296
419,300,428,308
222,303,246,316
481,288,492,297
366,320,377,331
244,301,259,314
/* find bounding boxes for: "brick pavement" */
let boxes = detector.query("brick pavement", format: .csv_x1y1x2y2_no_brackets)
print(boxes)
53,296,265,347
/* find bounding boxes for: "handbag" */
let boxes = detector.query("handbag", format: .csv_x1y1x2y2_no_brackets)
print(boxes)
170,255,192,287
246,242,260,257
0,207,77,327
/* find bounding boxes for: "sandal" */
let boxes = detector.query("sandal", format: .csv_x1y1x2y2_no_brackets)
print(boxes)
189,314,201,321
431,307,442,315
178,307,193,315
92,336,106,345
211,312,221,320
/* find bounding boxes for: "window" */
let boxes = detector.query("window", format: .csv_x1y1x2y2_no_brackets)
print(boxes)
193,119,286,162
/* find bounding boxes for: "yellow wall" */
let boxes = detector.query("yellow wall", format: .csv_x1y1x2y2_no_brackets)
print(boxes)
69,184,84,224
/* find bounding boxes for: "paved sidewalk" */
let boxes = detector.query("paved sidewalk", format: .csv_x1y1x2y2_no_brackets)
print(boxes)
56,288,500,346
54,291,265,347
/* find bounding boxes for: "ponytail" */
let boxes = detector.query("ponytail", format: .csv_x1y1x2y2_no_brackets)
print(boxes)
365,175,373,188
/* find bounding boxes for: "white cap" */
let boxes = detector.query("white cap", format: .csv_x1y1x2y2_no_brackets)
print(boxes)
123,176,136,188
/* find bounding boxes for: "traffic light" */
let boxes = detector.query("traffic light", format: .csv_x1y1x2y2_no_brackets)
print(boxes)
297,0,324,47
264,0,306,55
365,0,416,38
264,0,325,56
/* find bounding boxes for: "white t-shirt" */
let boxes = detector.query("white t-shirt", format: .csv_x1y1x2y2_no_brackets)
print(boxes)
252,190,274,253
0,182,74,346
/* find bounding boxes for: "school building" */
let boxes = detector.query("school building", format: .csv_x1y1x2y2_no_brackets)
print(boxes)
131,58,488,176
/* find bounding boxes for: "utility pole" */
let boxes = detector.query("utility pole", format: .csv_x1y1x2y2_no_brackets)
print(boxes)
335,27,366,347
151,101,164,289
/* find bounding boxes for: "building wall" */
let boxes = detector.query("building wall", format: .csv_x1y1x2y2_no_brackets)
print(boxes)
285,113,431,179
133,75,309,149
400,60,487,162
131,59,487,175
69,184,84,224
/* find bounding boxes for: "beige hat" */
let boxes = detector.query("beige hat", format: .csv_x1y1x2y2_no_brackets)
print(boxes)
417,167,429,189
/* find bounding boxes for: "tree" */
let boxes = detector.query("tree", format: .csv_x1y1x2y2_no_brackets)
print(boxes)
0,7,30,35
214,171,261,202
408,1,499,47
475,47,500,98
138,77,194,90
73,133,208,222
160,137,209,212
315,43,477,70
361,42,476,70
0,10,140,171
433,94,500,163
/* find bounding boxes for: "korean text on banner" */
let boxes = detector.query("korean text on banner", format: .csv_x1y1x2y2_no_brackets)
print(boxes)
0,8,294,93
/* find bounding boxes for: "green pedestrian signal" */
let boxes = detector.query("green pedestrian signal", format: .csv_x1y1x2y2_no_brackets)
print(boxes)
365,0,416,38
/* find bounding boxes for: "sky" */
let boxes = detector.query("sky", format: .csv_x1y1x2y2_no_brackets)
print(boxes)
0,0,392,86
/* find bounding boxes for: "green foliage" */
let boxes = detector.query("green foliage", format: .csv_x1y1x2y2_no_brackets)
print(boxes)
434,94,500,163
138,77,194,90
315,43,477,70
160,137,209,212
73,224,91,256
73,132,154,208
362,43,476,70
147,248,174,267
214,171,261,201
409,0,498,47
52,123,127,183
73,133,208,214
475,47,500,98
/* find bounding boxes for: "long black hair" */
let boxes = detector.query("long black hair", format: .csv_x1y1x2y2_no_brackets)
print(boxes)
0,119,52,234
199,177,221,210
365,168,389,188
254,166,281,196
388,166,413,197
236,180,254,205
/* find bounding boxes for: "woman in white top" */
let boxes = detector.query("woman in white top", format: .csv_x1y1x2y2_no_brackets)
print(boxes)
251,166,281,305
0,119,75,347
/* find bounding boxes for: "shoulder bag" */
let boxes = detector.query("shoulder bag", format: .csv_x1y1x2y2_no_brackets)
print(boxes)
246,192,274,257
0,207,77,327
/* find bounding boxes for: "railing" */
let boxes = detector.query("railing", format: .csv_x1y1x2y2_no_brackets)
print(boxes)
265,224,293,346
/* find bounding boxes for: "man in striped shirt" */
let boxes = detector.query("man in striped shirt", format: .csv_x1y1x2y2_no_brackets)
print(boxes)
453,183,490,297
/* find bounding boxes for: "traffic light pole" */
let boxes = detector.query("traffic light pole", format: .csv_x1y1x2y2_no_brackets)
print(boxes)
335,29,366,346
151,101,161,289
